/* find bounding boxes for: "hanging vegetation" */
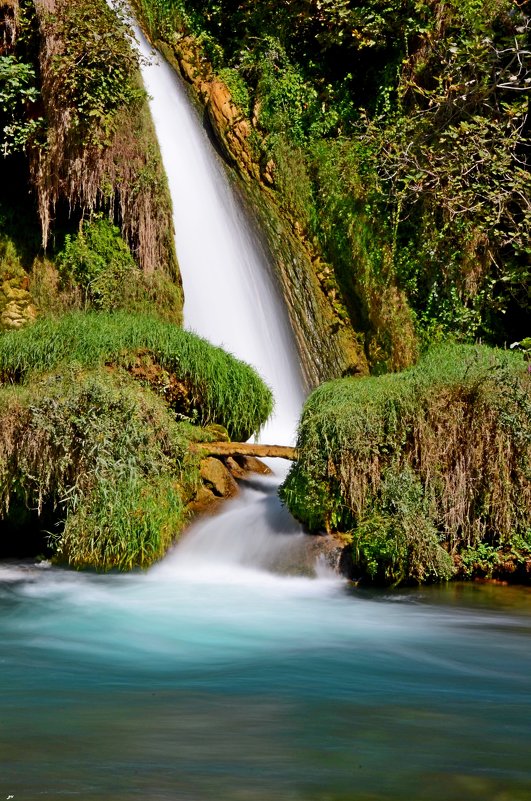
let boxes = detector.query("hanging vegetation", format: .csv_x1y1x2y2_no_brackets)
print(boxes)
30,0,179,280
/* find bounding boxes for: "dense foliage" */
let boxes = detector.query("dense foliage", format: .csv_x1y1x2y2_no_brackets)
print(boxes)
0,0,180,303
0,312,273,568
52,216,182,319
137,0,530,368
281,345,531,585
1,0,529,581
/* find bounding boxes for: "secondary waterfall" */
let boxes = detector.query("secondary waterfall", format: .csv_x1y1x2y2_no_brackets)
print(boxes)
135,29,305,447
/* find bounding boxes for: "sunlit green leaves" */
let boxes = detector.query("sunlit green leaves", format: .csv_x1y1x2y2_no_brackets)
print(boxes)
0,55,42,155
43,0,144,146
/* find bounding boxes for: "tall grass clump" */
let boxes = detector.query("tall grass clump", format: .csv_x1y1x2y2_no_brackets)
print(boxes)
59,475,184,570
281,344,531,585
0,311,273,440
0,369,197,569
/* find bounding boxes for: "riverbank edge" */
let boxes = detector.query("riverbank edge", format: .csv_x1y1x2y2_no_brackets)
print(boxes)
282,343,531,587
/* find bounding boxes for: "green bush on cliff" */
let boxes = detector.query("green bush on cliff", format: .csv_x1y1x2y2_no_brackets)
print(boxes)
0,54,42,154
281,344,531,585
58,217,138,310
53,215,183,321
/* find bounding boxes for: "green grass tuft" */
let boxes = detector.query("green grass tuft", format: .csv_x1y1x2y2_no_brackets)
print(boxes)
58,474,185,571
0,311,273,440
0,368,197,570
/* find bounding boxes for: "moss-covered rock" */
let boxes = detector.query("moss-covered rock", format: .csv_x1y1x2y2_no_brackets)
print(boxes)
281,344,531,586
0,238,37,330
200,456,238,498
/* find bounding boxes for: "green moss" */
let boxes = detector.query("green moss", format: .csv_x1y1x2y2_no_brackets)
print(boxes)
282,344,531,585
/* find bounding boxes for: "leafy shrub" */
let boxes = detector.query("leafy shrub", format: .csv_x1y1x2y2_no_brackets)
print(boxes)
0,55,42,154
58,217,138,310
352,470,455,585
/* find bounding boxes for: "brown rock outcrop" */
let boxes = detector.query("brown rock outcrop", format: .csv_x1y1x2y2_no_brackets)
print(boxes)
207,80,260,181
0,278,37,330
200,456,239,498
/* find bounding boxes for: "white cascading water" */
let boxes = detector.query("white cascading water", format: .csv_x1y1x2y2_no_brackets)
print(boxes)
135,28,305,448
132,24,318,576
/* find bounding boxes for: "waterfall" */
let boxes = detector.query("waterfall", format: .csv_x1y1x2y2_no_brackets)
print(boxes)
135,30,305,447
130,23,314,574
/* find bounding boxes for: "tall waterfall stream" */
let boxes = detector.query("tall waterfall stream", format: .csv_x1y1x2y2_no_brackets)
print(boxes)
0,26,530,801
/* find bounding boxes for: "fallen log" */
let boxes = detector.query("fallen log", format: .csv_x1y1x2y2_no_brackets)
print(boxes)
189,442,299,460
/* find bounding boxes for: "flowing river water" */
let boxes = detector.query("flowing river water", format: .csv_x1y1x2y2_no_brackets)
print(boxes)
1,23,531,801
